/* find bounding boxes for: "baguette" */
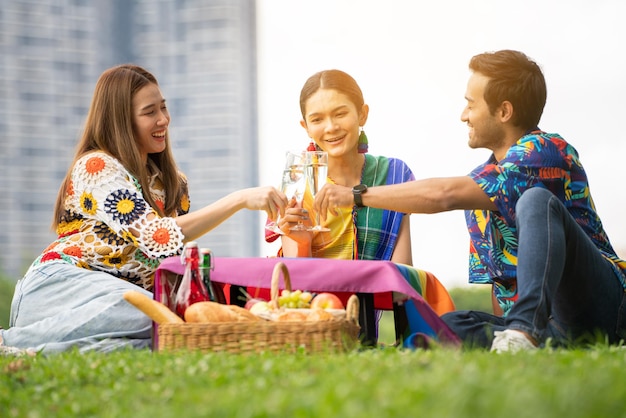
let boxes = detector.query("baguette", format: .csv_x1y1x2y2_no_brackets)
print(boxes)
225,304,261,322
184,301,238,323
123,290,184,324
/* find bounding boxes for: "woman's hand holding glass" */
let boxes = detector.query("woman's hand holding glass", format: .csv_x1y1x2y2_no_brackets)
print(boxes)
304,151,330,232
265,151,310,235
278,198,313,238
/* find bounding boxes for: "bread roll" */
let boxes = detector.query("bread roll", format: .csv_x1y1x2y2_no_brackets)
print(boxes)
184,301,237,323
276,310,308,322
225,305,261,322
307,308,334,321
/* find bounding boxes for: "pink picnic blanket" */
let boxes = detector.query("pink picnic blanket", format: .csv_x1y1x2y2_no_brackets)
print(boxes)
155,256,460,346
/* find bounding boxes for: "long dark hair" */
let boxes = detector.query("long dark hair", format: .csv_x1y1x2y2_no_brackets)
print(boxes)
52,64,186,228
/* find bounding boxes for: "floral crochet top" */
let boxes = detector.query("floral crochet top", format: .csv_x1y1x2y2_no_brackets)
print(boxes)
30,151,189,290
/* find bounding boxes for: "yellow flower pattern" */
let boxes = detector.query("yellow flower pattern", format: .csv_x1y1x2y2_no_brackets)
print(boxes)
32,152,189,290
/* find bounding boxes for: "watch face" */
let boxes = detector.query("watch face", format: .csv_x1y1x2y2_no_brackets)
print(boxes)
353,184,367,207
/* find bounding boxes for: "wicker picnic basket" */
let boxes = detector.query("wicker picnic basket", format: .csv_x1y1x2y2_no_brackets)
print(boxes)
157,261,361,354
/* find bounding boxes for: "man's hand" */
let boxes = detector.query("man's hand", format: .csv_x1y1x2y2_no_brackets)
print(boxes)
313,183,354,222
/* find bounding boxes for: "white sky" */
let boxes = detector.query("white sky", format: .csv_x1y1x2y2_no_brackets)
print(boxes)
255,0,626,288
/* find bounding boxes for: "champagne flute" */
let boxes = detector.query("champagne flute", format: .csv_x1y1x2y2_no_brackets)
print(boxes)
265,151,307,234
304,151,330,232
286,152,308,231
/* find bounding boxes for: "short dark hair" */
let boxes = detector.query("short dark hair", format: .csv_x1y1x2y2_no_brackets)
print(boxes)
469,50,547,130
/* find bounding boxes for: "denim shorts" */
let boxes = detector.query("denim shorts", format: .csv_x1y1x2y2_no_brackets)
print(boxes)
2,261,152,354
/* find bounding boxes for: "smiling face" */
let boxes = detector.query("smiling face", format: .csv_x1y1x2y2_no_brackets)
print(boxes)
300,88,368,158
132,83,169,162
460,72,506,154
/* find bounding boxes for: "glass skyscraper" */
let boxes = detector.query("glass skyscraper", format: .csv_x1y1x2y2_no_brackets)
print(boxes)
0,0,259,279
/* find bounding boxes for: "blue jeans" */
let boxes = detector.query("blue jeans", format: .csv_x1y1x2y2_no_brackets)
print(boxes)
442,187,626,348
1,262,152,354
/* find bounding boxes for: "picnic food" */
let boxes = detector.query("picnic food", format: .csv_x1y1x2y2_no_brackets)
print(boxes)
224,304,261,322
244,297,268,310
153,261,361,354
306,308,334,321
185,301,235,322
184,301,260,323
184,301,236,322
277,289,313,308
276,310,308,322
124,289,344,325
310,292,344,310
123,290,184,324
248,301,270,315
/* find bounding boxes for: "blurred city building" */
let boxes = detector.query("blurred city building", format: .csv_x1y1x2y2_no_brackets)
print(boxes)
0,0,260,279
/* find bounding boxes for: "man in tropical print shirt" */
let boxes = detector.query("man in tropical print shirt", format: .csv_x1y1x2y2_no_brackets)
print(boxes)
314,49,626,352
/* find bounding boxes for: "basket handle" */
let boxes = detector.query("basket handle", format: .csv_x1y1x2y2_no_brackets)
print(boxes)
345,294,360,326
270,262,291,309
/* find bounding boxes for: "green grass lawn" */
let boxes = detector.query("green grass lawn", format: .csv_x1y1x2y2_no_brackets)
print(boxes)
0,277,15,329
2,345,626,417
2,275,625,417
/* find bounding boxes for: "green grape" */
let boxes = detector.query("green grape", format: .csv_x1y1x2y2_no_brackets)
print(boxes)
277,289,313,308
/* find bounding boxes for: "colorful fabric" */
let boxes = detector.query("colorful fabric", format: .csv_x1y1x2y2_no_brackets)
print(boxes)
355,155,415,260
265,154,414,260
305,154,415,261
29,151,189,290
395,264,457,316
466,130,626,315
307,204,356,259
265,154,456,316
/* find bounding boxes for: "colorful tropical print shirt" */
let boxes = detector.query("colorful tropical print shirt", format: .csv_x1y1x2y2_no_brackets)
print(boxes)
465,130,626,316
30,152,189,291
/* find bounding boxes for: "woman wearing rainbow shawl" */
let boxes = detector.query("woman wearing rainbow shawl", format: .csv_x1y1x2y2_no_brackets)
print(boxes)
266,70,454,335
303,154,413,263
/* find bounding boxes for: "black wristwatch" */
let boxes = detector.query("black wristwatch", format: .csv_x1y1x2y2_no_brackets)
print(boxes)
352,184,368,207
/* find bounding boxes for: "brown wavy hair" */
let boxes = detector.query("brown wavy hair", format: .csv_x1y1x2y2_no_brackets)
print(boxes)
469,49,547,130
52,64,186,228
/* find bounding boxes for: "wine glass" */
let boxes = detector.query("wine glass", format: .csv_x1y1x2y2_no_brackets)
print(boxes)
286,151,308,231
265,151,307,234
304,151,330,232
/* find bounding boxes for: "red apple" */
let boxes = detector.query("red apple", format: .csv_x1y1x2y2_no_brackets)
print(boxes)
310,292,344,310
